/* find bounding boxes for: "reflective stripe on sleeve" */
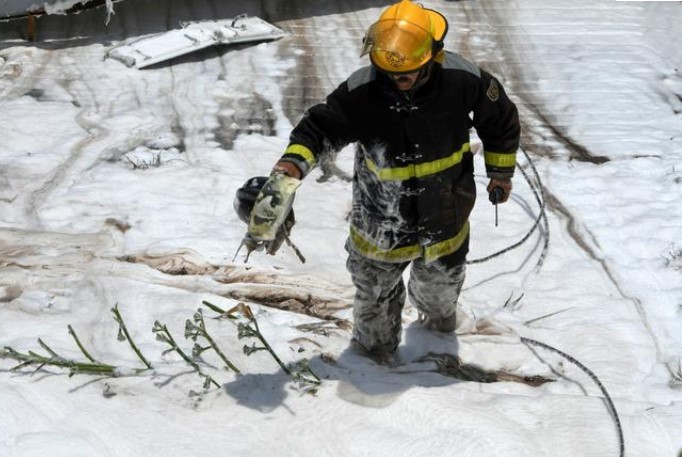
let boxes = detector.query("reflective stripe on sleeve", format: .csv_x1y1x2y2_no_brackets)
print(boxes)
484,150,516,169
284,144,317,167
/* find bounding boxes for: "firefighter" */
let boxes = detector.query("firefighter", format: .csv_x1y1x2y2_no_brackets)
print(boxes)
244,0,520,363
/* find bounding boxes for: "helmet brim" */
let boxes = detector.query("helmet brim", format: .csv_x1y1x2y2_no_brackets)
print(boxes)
425,9,448,42
361,19,434,73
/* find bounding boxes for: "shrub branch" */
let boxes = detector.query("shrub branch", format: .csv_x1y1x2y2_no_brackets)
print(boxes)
112,304,152,369
1,343,117,376
216,302,321,386
185,309,240,373
68,324,99,363
153,321,220,390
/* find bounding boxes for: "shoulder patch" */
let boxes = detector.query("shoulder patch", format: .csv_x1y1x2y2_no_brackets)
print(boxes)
486,78,500,102
347,66,376,92
441,52,481,77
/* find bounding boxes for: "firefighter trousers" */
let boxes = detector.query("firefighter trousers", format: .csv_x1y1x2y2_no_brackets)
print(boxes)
345,241,466,355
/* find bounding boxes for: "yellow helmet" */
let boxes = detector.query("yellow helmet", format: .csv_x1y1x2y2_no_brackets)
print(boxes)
361,0,448,74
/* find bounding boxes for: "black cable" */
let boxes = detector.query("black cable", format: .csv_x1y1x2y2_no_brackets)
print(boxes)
467,145,549,265
521,337,625,457
520,144,551,269
469,150,623,453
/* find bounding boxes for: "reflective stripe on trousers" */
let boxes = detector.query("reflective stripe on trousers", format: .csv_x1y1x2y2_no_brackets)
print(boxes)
345,240,466,354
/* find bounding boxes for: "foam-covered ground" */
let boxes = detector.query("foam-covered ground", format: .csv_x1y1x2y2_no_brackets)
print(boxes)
1,1,681,456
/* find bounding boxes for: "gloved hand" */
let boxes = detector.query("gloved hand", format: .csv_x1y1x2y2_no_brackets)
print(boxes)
233,171,305,263
244,211,295,256
487,178,512,203
248,172,301,241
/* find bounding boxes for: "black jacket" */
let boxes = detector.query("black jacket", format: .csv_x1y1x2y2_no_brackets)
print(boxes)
279,51,520,263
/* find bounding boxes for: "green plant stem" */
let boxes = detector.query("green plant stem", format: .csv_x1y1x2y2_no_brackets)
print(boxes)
204,301,288,371
249,319,292,376
299,360,321,383
68,325,99,363
202,300,226,314
204,334,240,373
112,304,153,369
37,338,61,359
209,302,320,385
202,300,238,320
158,323,200,369
524,308,571,326
195,314,240,373
2,346,117,375
254,328,320,385
155,323,220,388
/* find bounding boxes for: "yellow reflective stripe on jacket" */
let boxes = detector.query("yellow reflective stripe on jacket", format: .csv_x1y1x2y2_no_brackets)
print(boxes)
349,220,470,263
484,150,516,168
349,226,422,262
365,143,470,181
285,144,317,167
423,220,470,263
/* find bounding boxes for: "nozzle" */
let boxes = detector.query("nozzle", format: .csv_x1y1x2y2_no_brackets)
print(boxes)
233,234,266,263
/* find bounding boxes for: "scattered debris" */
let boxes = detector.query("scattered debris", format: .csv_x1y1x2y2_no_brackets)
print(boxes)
107,16,287,69
417,352,553,386
0,0,119,21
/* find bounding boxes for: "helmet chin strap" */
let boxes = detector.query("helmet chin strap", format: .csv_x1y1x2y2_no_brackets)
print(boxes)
413,61,434,89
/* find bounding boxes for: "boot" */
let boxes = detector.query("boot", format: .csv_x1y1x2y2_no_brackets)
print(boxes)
350,338,399,366
419,304,476,334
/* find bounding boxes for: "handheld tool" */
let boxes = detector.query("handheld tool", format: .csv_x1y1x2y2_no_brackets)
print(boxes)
489,186,504,227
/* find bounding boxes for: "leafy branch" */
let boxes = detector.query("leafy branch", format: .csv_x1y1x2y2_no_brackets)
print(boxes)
1,343,117,376
68,324,99,363
1,307,152,377
201,299,236,318
185,309,240,373
204,301,320,386
1,299,323,395
112,304,153,369
152,320,220,390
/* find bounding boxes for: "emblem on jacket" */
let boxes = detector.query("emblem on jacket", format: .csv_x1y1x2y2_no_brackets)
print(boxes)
385,50,406,68
486,78,500,102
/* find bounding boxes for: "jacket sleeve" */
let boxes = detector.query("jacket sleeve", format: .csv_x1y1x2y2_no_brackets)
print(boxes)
278,82,357,178
470,69,520,179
